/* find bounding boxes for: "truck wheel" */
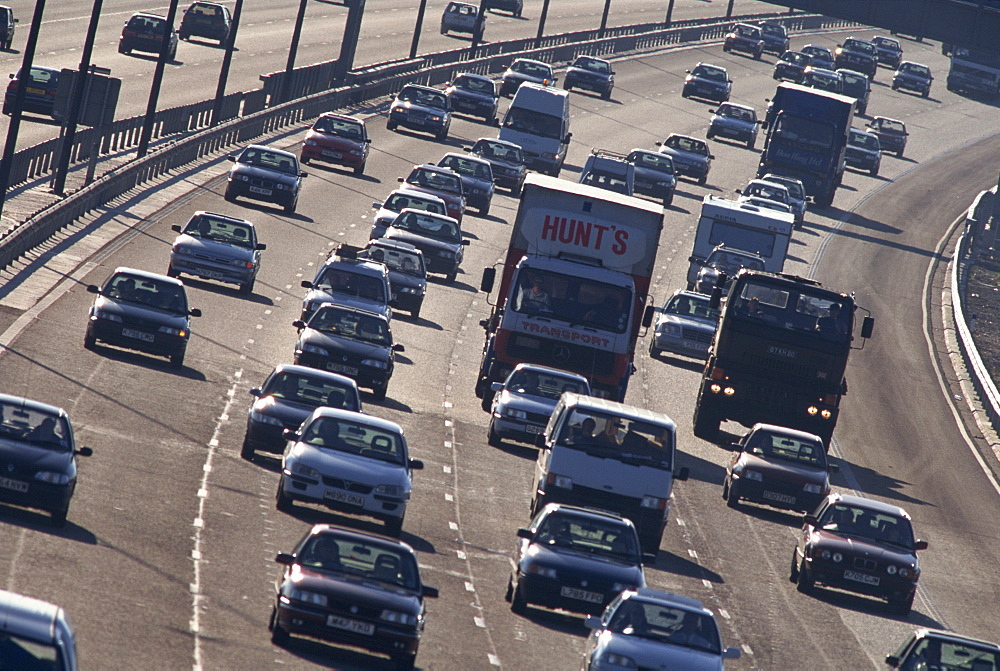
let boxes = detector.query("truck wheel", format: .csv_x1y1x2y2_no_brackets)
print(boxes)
815,191,834,208
692,401,720,442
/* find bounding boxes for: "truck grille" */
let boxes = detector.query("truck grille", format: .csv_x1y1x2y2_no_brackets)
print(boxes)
739,351,814,381
508,337,615,376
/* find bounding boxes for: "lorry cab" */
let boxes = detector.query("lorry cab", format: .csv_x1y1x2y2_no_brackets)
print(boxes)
499,83,571,177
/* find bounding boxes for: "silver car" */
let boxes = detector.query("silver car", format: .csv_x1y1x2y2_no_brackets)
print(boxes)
649,290,719,360
487,364,591,444
0,589,78,670
370,188,448,237
760,173,807,227
168,211,264,294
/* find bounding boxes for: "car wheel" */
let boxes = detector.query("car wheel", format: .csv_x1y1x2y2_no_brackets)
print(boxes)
922,88,929,98
223,188,236,203
796,558,814,593
372,383,388,401
166,264,179,278
648,340,659,358
170,347,186,369
706,129,715,140
897,148,904,158
84,329,97,351
436,128,448,142
755,48,763,60
283,198,297,215
748,137,756,150
446,269,458,282
240,436,255,461
392,653,416,671
891,82,898,90
563,80,571,91
239,276,255,295
510,580,528,615
384,515,404,537
680,87,689,99
50,504,69,528
663,193,673,207
870,165,879,177
300,156,310,165
698,174,707,186
724,479,740,509
479,201,490,217
411,305,421,320
276,478,295,513
269,606,290,646
889,591,915,615
487,420,503,447
789,550,800,582
387,120,397,131
723,43,730,53
354,161,365,175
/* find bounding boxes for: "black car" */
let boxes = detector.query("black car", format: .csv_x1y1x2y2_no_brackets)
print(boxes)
3,66,60,118
270,525,439,670
0,394,92,527
707,102,759,149
872,35,903,69
179,2,232,44
380,209,469,282
84,267,202,368
791,493,927,615
445,73,499,124
833,37,877,79
758,20,789,56
468,137,527,194
483,0,522,17
656,133,713,185
867,116,908,157
837,68,871,115
846,128,881,176
506,504,645,616
564,55,615,99
293,303,403,400
773,50,812,83
387,84,452,141
118,12,178,59
892,61,933,97
436,152,494,214
360,239,428,319
801,44,835,70
681,62,731,103
224,144,307,214
241,364,362,460
723,23,765,60
0,6,17,51
626,149,676,206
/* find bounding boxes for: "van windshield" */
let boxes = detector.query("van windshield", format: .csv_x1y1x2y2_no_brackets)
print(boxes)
556,409,674,470
503,107,563,140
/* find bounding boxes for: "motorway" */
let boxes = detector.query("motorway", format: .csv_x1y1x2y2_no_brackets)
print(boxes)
1,5,1000,671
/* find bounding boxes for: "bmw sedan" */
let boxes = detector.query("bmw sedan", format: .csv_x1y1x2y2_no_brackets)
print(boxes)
380,209,469,282
224,144,307,214
681,63,731,103
656,134,713,185
300,113,370,174
167,211,264,294
387,84,452,141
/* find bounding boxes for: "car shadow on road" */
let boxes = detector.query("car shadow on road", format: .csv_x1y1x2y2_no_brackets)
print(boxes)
83,344,208,380
363,393,413,413
177,276,275,305
397,314,443,330
648,549,725,584
276,504,436,554
647,351,704,373
428,276,477,293
513,606,589,637
301,161,380,183
729,501,804,529
228,199,315,223
798,585,945,628
490,437,539,460
0,505,98,544
675,451,727,487
273,636,402,670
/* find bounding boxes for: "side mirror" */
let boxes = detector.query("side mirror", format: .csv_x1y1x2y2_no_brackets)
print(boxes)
708,108,717,114
393,343,405,352
828,463,840,473
708,154,716,160
641,304,655,328
480,267,496,293
584,615,602,630
422,586,440,598
171,224,182,232
885,655,901,667
282,428,300,441
249,387,262,397
490,382,503,392
516,528,533,539
364,138,372,144
914,539,928,551
227,155,236,162
190,308,202,317
292,319,306,329
300,171,308,178
372,201,382,209
397,177,404,183
275,552,295,565
409,458,424,470
257,243,267,250
723,647,742,660
675,466,690,481
301,280,313,289
87,285,100,294
461,239,470,246
860,315,874,338
564,132,572,143
76,447,93,457
804,514,818,526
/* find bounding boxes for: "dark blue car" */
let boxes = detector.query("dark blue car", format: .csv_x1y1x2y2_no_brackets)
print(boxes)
3,66,60,118
224,144,307,214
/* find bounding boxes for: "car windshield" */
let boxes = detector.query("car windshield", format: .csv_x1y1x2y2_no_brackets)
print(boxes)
581,169,631,195
629,151,674,174
263,372,358,411
745,182,789,203
454,75,493,94
392,211,461,242
473,140,523,164
744,430,826,467
874,37,899,50
557,410,674,469
128,14,166,32
362,245,425,276
875,119,906,134
693,65,727,81
665,136,708,156
301,416,405,465
511,60,552,78
732,24,760,38
730,280,854,343
900,62,930,77
761,23,784,37
438,155,492,181
0,402,71,452
24,68,58,86
575,57,610,74
296,533,420,590
803,46,832,61
664,294,719,321
397,86,448,110
307,306,391,346
901,638,1000,670
840,72,867,91
237,148,298,175
533,513,640,562
707,249,765,273
763,176,804,200
844,39,875,55
781,52,810,66
313,116,364,140
183,214,254,248
314,267,387,303
718,104,755,122
772,115,835,150
818,504,916,548
504,369,588,399
383,193,446,216
105,273,188,313
502,107,563,140
850,131,880,150
606,600,722,655
407,168,462,195
512,269,631,333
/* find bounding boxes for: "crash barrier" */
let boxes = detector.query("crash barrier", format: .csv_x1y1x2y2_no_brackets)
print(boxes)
0,10,858,273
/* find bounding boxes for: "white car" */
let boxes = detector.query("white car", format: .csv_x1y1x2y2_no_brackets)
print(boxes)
276,407,424,536
737,179,792,210
370,188,448,238
649,290,719,360
760,173,807,228
487,363,591,443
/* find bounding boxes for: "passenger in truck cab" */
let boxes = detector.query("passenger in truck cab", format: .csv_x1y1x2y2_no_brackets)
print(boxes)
815,302,849,338
583,295,621,328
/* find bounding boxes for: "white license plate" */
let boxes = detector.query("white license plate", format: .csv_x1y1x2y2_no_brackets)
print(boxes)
325,489,365,507
407,118,424,125
326,615,375,635
560,586,604,604
683,340,709,352
844,570,880,586
122,328,154,342
526,424,544,434
202,270,225,279
762,491,797,504
322,150,343,158
0,476,28,493
326,363,359,376
249,186,273,196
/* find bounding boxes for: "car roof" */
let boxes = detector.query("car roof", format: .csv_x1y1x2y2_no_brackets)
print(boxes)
830,492,912,518
666,133,704,144
455,72,492,82
191,210,254,226
747,179,788,190
441,152,491,167
873,116,905,125
388,188,447,205
748,422,823,443
307,406,402,434
321,255,388,278
836,68,868,78
673,289,712,302
243,143,298,160
850,127,878,138
131,12,168,20
318,112,363,123
538,503,633,526
308,524,417,556
399,83,440,94
112,266,186,287
413,163,461,176
628,588,708,614
761,173,804,186
718,102,755,112
0,589,64,644
559,392,677,431
270,363,359,388
396,207,459,225
368,238,423,256
694,62,726,72
509,362,591,384
0,393,68,418
898,60,929,69
512,58,550,67
908,628,1000,651
475,137,521,150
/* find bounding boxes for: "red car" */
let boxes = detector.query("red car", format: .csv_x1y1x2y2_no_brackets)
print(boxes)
300,113,370,175
397,163,465,223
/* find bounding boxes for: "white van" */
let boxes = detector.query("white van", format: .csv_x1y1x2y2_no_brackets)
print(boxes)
532,393,689,556
499,83,571,177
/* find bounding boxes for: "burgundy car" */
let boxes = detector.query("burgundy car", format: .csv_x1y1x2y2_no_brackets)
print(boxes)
790,493,927,615
398,164,465,223
300,113,370,175
724,423,835,513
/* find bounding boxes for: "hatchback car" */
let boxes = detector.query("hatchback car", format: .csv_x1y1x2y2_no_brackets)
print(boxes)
277,410,423,533
837,68,871,115
801,44,835,70
0,6,17,51
3,66,60,118
723,23,765,59
626,149,676,206
0,394,92,527
773,50,812,83
724,423,835,513
300,113,370,174
224,145,307,213
708,103,759,149
179,1,231,44
398,164,465,222
507,504,645,616
370,188,448,236
656,134,714,185
445,73,499,124
359,239,428,319
500,58,556,96
167,211,264,294
692,246,765,295
440,1,483,38
886,629,1000,670
85,267,201,368
293,303,402,400
790,492,928,614
760,173,807,227
649,290,719,360
802,66,843,94
892,61,933,97
0,589,78,670
299,245,392,322
867,116,908,156
681,63,731,103
468,137,527,194
387,84,452,141
758,20,790,56
834,37,878,79
583,589,741,670
378,209,469,282
270,525,438,669
483,0,522,16
564,55,615,99
118,13,178,59
436,152,494,215
242,364,361,460
872,35,903,68
487,364,591,445
846,128,882,176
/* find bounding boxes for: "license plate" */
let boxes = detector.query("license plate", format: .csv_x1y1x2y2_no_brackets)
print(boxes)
560,586,604,604
526,424,544,434
683,340,709,352
844,570,879,586
326,363,359,376
326,615,375,635
407,118,424,126
249,186,272,196
322,150,342,158
122,328,154,342
0,476,28,493
762,491,796,504
202,270,225,279
26,87,44,95
325,489,365,507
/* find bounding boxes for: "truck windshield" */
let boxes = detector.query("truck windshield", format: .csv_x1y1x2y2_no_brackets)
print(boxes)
705,217,777,258
556,409,674,470
503,107,563,140
729,279,852,343
772,115,834,150
512,269,630,333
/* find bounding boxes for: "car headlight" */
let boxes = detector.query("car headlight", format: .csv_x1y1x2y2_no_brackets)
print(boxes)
392,106,406,114
468,188,482,195
173,245,193,256
599,652,637,668
300,343,329,356
381,610,417,625
438,250,456,258
374,484,406,498
526,564,557,579
399,286,418,294
659,323,681,337
361,359,388,369
34,471,70,485
236,174,250,182
541,152,557,160
803,483,822,494
158,325,185,337
274,182,290,191
290,462,320,479
886,565,897,575
612,582,637,593
92,309,122,323
287,588,328,607
349,149,362,156
249,409,284,426
899,567,911,578
304,139,318,146
232,258,254,268
656,180,673,187
744,470,763,481
506,408,527,420
429,115,442,122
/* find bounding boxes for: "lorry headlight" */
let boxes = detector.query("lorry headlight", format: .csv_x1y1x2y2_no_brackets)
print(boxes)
547,473,572,489
641,495,666,510
803,483,822,494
